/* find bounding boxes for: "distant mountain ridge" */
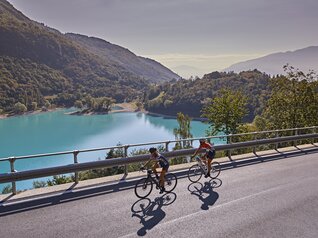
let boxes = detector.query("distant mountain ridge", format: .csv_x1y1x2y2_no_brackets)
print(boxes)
66,33,179,82
224,46,318,75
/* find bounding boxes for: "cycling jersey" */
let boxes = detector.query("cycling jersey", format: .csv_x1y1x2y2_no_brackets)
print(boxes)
152,154,169,169
199,142,214,151
199,142,215,159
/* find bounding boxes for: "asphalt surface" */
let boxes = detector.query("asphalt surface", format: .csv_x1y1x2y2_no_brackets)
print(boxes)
1,152,318,238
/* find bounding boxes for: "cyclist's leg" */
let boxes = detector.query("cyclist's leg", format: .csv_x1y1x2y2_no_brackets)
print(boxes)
159,168,167,188
152,163,159,178
207,150,215,174
207,158,212,174
201,153,208,165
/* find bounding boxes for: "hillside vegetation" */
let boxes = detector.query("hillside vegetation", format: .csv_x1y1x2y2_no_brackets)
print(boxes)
144,70,272,121
0,0,174,113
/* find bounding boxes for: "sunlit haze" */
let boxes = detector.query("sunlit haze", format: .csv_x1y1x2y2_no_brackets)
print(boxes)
8,0,318,78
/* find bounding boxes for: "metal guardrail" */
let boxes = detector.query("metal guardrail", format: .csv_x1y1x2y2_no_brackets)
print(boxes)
0,126,317,194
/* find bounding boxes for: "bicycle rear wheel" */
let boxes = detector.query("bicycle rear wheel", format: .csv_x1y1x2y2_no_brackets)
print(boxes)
188,164,203,183
164,173,177,192
210,161,221,179
134,178,153,198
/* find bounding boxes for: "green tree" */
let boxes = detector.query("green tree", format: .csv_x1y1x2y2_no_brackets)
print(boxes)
93,97,115,112
31,101,38,111
253,115,268,131
135,100,143,111
74,100,83,109
14,102,27,114
202,88,248,142
173,112,193,148
44,100,51,109
263,65,318,129
84,95,95,109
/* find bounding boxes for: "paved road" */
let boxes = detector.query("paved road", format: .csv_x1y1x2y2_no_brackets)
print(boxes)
1,152,318,238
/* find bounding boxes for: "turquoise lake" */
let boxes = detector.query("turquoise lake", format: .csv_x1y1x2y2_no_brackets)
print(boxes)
0,109,224,192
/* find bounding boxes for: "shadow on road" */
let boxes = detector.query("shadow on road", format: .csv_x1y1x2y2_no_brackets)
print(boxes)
222,147,318,170
0,181,137,217
188,180,220,210
131,192,177,236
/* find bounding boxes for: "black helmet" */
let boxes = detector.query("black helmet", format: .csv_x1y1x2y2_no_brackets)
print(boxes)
199,139,206,143
149,147,157,153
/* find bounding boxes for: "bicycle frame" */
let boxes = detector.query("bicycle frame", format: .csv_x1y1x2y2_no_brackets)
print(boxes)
135,169,178,198
145,169,161,188
195,156,209,175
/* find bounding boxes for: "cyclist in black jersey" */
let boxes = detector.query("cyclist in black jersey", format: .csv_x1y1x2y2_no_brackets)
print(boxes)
141,147,170,193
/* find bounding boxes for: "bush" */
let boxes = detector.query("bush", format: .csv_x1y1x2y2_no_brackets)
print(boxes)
14,102,27,114
33,180,47,188
1,185,12,194
47,175,73,186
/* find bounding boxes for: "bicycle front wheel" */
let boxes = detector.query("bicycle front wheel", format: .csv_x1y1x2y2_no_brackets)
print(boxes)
210,161,221,179
164,173,177,192
134,178,153,198
188,164,203,183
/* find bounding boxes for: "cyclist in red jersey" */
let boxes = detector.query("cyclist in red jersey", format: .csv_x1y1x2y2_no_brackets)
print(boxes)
191,139,215,177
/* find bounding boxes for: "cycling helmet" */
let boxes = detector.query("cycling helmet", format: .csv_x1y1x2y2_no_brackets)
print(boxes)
199,139,206,143
149,147,157,153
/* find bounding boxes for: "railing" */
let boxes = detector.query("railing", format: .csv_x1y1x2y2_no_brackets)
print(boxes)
0,126,317,195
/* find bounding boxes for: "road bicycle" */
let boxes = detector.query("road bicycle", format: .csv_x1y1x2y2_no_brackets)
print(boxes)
187,155,221,183
134,169,178,198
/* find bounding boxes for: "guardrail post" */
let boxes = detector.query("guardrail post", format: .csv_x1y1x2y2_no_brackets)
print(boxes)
312,127,316,145
253,132,257,154
293,128,298,147
228,135,232,160
165,141,170,152
9,157,17,195
275,130,279,150
73,150,79,184
124,145,129,176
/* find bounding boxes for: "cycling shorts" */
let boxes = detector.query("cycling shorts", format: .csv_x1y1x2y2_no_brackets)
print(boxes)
206,149,215,159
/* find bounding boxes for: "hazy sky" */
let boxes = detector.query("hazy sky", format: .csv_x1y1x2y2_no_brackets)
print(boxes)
8,0,318,78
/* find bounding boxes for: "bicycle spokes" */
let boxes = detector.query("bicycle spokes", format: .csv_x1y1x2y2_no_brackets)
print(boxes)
134,178,153,198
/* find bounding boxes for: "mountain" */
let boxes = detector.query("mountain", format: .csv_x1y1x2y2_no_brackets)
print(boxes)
66,33,179,83
0,0,179,113
224,46,318,75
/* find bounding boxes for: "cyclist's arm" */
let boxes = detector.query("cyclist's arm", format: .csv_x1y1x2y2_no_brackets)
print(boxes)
192,146,202,158
143,159,151,167
151,161,159,169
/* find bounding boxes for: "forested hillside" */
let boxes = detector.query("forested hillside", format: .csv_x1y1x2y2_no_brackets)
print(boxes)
144,70,272,121
66,33,180,83
0,0,175,113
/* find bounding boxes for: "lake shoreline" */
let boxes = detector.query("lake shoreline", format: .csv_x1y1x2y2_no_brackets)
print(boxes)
0,103,208,122
0,108,61,120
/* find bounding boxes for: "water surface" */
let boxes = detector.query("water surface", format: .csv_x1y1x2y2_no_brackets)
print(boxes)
0,109,223,191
